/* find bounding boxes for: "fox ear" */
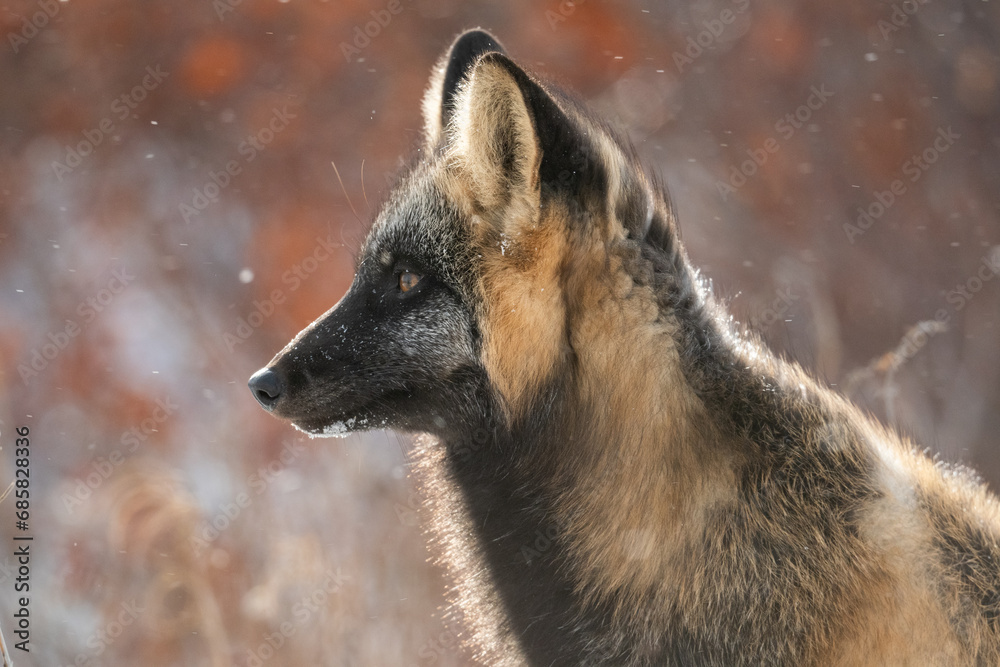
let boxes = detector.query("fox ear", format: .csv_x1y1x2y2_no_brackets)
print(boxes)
447,53,545,211
428,33,595,216
423,29,506,150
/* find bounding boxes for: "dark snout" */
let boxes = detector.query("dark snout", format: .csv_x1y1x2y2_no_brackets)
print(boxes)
248,366,285,412
245,290,362,429
244,262,480,437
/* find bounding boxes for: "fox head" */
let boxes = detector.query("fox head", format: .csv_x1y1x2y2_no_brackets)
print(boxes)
249,29,695,444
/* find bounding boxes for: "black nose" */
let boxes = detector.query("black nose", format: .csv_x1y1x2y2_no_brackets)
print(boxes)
249,367,284,411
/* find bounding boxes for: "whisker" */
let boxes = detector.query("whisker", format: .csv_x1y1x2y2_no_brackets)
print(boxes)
361,158,371,213
331,160,363,226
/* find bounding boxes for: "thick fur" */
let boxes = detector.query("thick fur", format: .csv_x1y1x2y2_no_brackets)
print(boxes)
251,30,1000,666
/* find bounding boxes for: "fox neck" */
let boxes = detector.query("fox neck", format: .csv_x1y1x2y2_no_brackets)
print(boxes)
529,251,740,611
417,244,745,661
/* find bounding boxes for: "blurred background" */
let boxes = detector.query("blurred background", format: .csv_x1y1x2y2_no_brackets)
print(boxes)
0,0,998,664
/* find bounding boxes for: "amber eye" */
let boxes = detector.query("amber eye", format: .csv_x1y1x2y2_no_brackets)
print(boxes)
398,271,422,293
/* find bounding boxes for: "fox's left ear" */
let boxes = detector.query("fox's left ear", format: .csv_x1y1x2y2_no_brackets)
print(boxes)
426,30,595,214
422,29,507,150
451,52,591,218
448,53,548,212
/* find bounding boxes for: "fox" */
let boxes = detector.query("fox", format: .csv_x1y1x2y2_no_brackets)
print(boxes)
248,29,1000,666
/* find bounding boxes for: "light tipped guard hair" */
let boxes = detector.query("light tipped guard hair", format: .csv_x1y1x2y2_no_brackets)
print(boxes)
421,29,507,151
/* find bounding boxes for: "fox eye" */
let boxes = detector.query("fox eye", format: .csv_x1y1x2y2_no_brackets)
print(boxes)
398,270,422,293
